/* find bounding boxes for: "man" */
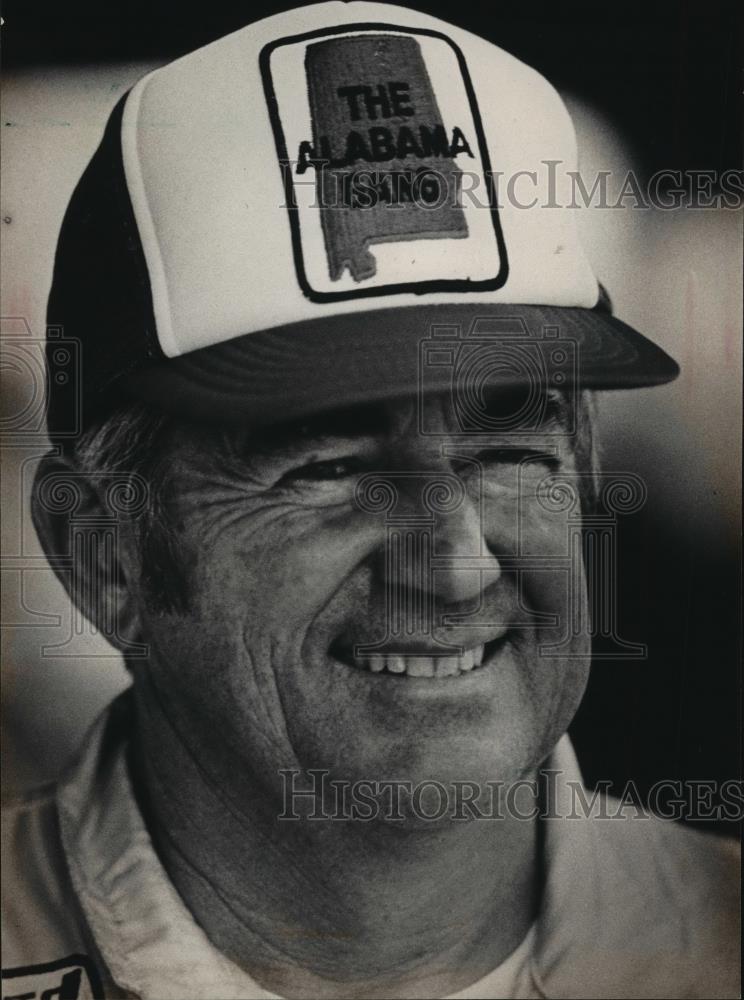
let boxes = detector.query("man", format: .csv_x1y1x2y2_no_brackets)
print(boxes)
2,2,739,998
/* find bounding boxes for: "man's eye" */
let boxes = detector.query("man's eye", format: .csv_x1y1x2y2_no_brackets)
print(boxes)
279,457,367,483
477,448,559,468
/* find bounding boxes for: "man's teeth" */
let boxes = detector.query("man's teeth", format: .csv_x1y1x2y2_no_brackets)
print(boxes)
357,645,486,677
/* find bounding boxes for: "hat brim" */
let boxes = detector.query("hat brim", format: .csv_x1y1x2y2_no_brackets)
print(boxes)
121,303,679,428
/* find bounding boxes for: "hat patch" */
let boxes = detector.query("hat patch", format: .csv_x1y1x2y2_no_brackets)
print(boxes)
262,25,507,301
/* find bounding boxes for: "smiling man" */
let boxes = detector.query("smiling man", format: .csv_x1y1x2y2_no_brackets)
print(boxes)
2,3,740,999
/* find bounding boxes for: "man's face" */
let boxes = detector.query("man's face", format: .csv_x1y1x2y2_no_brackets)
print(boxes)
130,390,591,807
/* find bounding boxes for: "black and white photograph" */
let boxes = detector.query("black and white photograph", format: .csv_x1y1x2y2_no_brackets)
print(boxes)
1,2,741,997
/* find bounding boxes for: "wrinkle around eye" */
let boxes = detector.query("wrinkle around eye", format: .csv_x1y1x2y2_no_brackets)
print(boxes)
178,490,358,556
171,463,367,529
271,481,368,512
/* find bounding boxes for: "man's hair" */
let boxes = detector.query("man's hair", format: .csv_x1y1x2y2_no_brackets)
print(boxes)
49,390,601,617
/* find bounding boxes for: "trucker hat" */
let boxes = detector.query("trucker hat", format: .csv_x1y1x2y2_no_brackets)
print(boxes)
46,0,679,434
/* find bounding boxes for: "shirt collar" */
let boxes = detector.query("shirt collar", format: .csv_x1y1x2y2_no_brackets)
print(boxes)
58,693,271,1000
57,692,617,1000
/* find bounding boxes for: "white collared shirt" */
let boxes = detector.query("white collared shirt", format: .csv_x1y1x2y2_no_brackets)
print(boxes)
2,693,740,999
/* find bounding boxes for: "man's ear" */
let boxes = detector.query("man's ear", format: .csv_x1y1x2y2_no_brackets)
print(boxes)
31,451,145,653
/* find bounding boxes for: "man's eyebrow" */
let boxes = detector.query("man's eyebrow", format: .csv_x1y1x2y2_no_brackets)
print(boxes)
220,403,388,459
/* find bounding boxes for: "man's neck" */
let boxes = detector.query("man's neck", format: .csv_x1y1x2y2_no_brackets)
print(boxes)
130,684,539,1000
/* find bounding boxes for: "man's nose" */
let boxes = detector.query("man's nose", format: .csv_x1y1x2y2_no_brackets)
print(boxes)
428,489,502,605
377,473,502,607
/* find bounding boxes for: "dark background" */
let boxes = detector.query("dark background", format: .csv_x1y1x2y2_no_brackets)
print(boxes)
3,0,741,181
2,0,742,830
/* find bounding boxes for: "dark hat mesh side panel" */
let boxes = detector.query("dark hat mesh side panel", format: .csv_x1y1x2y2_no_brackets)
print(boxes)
46,94,165,436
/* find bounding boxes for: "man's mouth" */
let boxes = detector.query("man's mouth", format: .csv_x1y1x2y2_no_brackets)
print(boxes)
330,634,509,679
